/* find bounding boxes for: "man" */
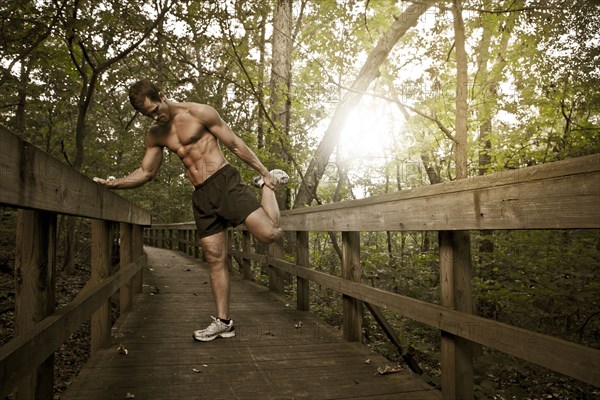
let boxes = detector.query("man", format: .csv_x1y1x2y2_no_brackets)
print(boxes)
94,79,288,342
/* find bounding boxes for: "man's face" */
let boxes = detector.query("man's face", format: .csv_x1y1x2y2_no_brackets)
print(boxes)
140,93,170,124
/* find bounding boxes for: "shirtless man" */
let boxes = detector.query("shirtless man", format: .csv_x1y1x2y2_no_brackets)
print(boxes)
94,79,288,342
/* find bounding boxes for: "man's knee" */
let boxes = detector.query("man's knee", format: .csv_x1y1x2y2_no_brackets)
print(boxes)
257,227,283,244
201,240,226,263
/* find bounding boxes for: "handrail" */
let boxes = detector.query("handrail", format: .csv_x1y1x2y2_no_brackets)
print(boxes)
0,126,151,225
145,153,600,399
0,129,151,398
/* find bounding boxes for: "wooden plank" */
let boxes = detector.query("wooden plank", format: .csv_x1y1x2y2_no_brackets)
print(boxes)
342,231,362,342
268,240,285,294
284,154,600,214
278,156,600,231
267,257,600,386
120,223,133,313
439,231,474,399
61,246,440,400
132,225,144,294
296,231,310,311
0,126,151,225
91,220,112,353
242,231,252,279
0,254,147,398
14,210,56,400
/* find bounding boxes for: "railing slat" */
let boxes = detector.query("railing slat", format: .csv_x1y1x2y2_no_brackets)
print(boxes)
440,231,474,400
342,231,362,342
120,223,134,314
296,231,310,311
266,257,600,387
279,155,600,231
90,220,113,353
0,254,147,398
14,210,56,400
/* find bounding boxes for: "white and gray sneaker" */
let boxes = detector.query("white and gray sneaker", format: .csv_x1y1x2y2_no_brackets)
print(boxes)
193,316,235,342
252,169,289,189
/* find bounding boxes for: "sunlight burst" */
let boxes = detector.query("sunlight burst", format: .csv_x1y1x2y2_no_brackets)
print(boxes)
338,101,399,162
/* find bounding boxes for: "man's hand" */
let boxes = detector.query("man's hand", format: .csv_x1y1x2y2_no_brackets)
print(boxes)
93,176,115,187
261,172,276,190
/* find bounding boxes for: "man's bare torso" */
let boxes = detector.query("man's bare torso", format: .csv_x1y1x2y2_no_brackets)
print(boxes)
147,102,228,186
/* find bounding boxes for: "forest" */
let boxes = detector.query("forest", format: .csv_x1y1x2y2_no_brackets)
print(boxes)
0,0,599,398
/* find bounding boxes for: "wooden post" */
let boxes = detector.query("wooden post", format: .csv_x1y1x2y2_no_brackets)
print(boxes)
268,240,285,294
15,210,56,400
120,223,133,314
91,220,112,353
296,231,310,311
132,224,144,294
193,229,200,259
186,230,191,255
342,231,362,342
439,231,474,400
242,230,252,280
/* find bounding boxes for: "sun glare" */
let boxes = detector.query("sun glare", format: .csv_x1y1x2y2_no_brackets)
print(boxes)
338,101,399,162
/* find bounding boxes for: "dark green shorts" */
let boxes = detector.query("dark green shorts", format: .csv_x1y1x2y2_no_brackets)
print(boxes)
192,164,260,239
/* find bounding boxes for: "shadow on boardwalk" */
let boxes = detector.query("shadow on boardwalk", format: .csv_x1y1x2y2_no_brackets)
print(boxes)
62,246,440,400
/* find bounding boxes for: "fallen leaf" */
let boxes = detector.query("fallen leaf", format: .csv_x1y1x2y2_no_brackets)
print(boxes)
364,359,371,364
375,364,402,376
117,345,128,355
192,368,202,373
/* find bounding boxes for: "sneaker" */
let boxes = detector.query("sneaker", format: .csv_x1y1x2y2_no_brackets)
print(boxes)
193,316,235,342
252,169,289,189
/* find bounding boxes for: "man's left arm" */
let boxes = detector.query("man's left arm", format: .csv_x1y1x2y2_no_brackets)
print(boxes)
198,105,276,189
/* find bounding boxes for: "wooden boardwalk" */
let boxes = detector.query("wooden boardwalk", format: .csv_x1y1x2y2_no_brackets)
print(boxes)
61,246,440,400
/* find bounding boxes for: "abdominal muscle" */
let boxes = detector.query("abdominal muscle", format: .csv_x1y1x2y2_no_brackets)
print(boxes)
173,137,228,186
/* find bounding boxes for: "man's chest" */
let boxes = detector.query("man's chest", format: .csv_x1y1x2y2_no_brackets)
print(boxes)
160,118,208,149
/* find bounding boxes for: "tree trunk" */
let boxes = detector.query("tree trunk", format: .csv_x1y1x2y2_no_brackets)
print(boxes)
476,0,518,175
257,11,267,150
293,0,435,208
453,0,469,180
269,0,293,210
16,62,29,138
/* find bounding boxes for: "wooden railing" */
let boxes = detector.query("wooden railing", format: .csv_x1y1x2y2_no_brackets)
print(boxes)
145,153,600,399
0,127,151,399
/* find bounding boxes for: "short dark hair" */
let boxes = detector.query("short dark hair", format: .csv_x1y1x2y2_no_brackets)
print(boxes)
129,79,162,111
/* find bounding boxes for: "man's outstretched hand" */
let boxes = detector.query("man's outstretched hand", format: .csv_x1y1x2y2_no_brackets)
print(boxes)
93,176,115,186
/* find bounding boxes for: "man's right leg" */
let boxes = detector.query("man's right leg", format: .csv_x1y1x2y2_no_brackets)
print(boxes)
199,231,230,320
193,231,235,342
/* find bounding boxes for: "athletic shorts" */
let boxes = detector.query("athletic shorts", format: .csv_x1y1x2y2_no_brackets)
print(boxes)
192,164,260,239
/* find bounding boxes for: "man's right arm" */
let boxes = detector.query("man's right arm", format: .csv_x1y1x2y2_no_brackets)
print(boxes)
94,138,163,189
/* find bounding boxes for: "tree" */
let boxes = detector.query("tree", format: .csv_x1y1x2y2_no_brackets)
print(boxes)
293,0,436,208
268,0,294,210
